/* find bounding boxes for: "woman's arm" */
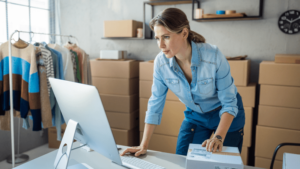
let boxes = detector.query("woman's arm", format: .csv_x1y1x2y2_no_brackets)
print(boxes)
214,112,234,140
121,58,168,157
140,123,156,149
202,112,234,152
202,47,238,152
120,123,156,156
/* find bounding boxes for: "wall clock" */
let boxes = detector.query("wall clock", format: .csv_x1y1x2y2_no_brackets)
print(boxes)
278,10,300,34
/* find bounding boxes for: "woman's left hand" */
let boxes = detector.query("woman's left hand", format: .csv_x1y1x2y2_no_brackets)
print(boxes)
201,137,223,152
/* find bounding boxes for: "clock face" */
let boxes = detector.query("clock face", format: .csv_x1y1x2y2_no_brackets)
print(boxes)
278,10,300,34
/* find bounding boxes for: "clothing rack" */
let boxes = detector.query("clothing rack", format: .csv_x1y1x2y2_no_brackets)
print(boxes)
7,30,79,168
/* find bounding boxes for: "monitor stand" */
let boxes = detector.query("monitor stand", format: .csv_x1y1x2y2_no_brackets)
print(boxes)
53,119,92,169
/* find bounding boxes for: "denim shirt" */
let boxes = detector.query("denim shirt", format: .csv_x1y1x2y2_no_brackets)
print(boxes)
145,41,238,125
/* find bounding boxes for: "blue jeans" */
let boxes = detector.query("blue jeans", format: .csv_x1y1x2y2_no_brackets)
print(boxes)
176,93,245,155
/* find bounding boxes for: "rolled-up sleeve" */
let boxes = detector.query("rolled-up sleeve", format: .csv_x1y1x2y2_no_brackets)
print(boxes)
215,48,238,117
144,58,168,125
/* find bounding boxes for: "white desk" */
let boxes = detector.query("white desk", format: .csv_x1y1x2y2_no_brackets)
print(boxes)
14,142,265,169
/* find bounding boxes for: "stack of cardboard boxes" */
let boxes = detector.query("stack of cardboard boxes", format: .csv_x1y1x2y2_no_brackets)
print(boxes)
228,60,256,165
91,59,140,146
139,61,185,153
255,56,300,169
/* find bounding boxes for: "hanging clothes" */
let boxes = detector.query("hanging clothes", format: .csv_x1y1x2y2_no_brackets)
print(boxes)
35,46,52,128
37,44,55,95
0,39,92,140
64,43,92,85
38,42,64,140
86,54,92,85
0,42,42,131
70,50,81,83
70,50,79,83
48,44,74,82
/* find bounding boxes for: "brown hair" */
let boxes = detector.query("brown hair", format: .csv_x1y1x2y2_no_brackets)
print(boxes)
149,8,205,44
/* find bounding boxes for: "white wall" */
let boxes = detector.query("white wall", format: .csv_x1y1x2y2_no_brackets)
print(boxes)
60,0,300,83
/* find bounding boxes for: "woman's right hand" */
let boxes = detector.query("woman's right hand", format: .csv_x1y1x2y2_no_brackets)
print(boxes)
120,145,147,157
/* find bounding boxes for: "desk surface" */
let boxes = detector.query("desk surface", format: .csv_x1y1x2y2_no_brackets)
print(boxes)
14,142,265,169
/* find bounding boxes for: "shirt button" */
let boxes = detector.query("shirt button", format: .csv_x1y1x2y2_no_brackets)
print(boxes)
191,128,194,132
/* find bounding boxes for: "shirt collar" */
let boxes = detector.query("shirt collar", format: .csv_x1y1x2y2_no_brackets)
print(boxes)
169,41,201,68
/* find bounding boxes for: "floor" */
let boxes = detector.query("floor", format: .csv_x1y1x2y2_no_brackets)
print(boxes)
0,144,55,169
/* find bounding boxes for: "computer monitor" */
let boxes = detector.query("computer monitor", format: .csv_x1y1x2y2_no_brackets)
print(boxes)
49,78,124,168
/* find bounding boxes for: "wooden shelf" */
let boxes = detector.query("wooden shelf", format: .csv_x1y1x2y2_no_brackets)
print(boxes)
147,0,192,6
192,0,263,22
194,16,262,22
101,37,153,40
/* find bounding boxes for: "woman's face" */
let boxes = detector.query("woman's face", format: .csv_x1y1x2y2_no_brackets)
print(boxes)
154,25,186,58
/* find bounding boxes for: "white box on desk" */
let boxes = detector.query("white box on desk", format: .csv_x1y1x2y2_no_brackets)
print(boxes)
283,153,300,169
100,50,127,60
186,144,243,169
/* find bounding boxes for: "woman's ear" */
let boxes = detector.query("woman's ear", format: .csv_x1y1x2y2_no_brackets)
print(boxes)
182,28,189,39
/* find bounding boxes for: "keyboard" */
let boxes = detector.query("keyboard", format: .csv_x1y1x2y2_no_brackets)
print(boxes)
120,155,165,169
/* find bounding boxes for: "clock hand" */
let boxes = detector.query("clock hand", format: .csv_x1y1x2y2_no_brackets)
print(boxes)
286,18,292,23
291,16,300,23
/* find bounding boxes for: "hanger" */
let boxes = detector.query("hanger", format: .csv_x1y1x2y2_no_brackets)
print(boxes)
47,35,57,48
68,36,72,44
68,35,73,45
13,32,29,49
30,32,36,44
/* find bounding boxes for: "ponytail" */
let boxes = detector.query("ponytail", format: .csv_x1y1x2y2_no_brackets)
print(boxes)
188,30,205,43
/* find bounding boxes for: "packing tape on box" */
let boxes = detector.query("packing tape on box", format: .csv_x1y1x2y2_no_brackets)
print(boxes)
96,58,135,61
212,152,240,156
188,149,240,157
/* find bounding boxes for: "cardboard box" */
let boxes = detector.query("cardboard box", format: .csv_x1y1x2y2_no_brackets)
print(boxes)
228,60,250,86
100,50,127,60
236,83,256,107
48,124,67,149
100,94,139,113
258,105,300,130
241,146,248,165
186,144,243,169
93,77,139,95
255,126,300,161
106,110,139,130
91,60,139,79
275,54,300,64
243,107,253,147
255,157,282,169
260,85,300,109
259,61,300,87
111,127,139,146
139,132,177,154
139,61,154,81
139,80,179,101
283,153,300,169
104,20,143,37
139,98,185,137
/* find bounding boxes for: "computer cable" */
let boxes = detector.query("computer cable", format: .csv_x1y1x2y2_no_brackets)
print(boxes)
54,144,87,169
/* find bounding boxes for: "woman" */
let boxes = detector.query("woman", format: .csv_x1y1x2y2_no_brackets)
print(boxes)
121,8,245,157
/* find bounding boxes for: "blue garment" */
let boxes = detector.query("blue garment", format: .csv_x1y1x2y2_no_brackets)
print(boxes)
47,48,65,140
176,93,245,155
49,49,64,80
145,41,239,125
